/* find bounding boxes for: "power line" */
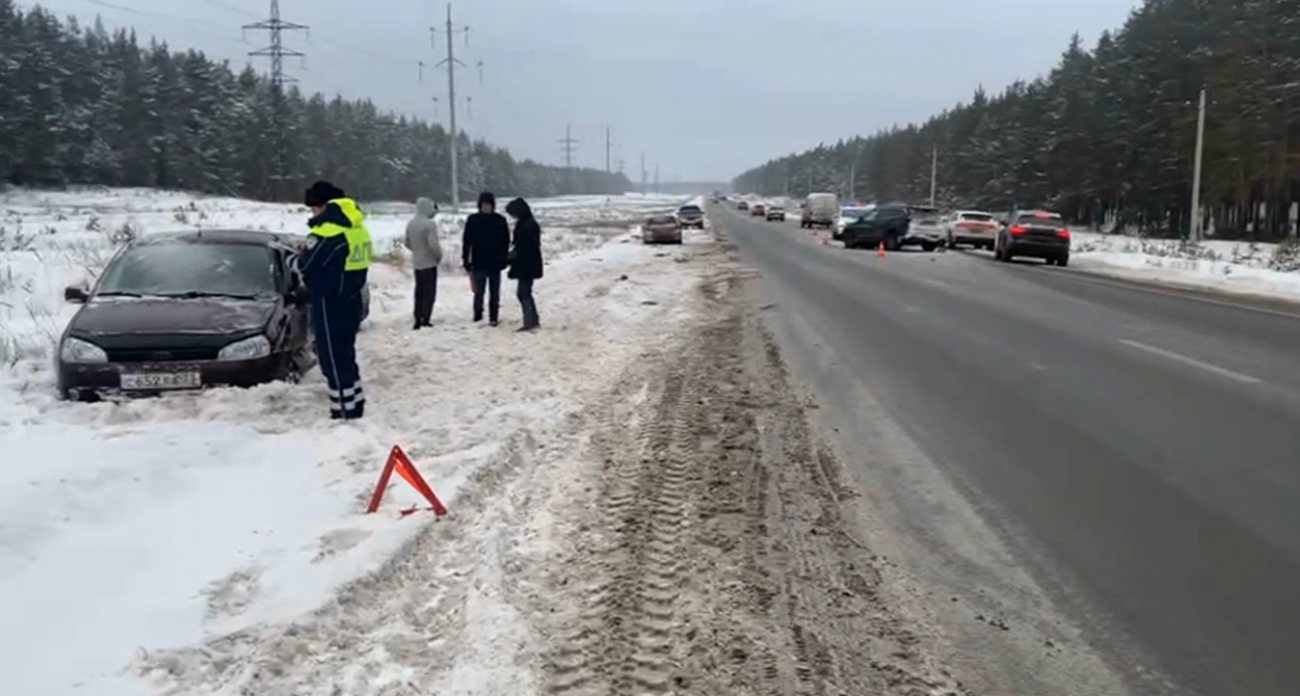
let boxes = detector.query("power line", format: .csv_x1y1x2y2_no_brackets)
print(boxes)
242,0,308,200
81,0,248,45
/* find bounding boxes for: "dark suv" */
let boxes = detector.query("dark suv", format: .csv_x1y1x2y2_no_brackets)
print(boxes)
994,210,1070,266
840,202,913,250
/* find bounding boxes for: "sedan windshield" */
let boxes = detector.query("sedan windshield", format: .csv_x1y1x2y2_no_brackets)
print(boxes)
97,242,278,298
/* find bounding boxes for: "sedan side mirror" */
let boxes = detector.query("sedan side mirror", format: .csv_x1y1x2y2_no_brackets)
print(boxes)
64,285,89,303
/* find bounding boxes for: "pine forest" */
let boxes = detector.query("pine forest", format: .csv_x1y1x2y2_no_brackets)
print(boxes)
0,1,633,203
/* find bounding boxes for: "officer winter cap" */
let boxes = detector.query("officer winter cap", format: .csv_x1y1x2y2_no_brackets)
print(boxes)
305,181,345,207
477,191,496,208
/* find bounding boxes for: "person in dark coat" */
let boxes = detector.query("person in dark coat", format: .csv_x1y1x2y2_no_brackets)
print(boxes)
504,197,543,331
461,191,511,325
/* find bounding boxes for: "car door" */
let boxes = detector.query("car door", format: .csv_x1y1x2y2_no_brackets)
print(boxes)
275,249,312,349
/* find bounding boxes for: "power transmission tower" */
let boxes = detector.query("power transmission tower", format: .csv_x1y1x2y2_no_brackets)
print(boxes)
243,0,307,201
640,152,647,194
560,124,578,193
653,162,659,194
603,126,612,173
615,156,625,176
430,4,481,210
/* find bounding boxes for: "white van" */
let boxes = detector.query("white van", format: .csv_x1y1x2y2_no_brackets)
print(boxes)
801,192,839,229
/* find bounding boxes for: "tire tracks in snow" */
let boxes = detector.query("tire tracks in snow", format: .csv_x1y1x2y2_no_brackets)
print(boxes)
534,259,970,695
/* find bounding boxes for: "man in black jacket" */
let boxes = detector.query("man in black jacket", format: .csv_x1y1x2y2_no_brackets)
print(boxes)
461,191,511,325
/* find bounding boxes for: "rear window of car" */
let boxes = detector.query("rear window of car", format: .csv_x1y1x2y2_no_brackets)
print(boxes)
916,217,941,225
1015,214,1065,227
678,206,702,214
97,242,278,296
959,212,994,221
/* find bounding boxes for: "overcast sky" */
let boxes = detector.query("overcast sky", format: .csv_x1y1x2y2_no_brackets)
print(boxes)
30,0,1138,181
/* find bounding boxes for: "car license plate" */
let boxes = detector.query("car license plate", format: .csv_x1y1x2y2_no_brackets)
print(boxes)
120,371,201,390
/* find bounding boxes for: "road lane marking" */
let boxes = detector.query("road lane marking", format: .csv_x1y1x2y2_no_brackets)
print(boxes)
1118,339,1261,383
916,277,952,289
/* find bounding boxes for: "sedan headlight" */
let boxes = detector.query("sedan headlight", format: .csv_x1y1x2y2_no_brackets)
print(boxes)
217,335,271,361
60,337,108,363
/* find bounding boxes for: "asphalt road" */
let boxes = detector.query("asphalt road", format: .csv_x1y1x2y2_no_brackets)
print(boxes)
714,204,1300,696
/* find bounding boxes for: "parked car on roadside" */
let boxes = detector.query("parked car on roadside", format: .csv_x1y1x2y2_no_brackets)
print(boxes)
835,205,875,241
642,214,683,244
675,204,705,229
899,204,945,251
765,204,786,221
800,192,839,229
994,210,1070,266
945,210,1000,250
56,229,320,401
840,202,911,250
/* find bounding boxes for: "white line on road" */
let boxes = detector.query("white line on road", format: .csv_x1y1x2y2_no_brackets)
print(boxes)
916,277,953,289
1118,339,1261,384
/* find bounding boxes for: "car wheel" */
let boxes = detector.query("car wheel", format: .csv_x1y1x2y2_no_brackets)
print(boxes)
885,235,901,252
921,241,936,252
1057,255,1069,267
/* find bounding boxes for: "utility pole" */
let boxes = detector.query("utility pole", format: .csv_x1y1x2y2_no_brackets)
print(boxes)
640,152,647,194
243,0,307,201
653,162,659,194
431,4,478,210
1190,86,1207,241
560,124,578,193
928,147,938,207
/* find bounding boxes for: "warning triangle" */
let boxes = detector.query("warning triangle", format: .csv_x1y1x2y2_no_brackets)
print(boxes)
366,445,449,516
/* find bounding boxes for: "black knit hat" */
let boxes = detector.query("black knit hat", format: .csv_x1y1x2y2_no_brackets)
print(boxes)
304,181,345,207
477,191,496,209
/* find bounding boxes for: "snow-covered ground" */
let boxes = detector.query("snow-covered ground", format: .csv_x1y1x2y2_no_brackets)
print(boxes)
1067,231,1300,301
0,187,708,696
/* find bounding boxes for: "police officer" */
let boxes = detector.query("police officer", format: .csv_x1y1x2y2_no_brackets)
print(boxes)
296,181,372,419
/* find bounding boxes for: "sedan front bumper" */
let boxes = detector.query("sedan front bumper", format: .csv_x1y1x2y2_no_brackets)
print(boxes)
59,354,287,400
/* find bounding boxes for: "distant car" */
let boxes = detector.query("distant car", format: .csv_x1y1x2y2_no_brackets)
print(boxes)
900,204,945,251
800,192,839,229
835,205,875,241
994,210,1069,266
737,201,749,211
56,229,319,401
765,205,786,221
642,214,683,244
751,203,766,217
675,204,705,229
945,210,1000,250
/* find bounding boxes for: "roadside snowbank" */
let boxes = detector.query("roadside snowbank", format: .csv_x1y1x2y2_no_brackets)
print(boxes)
0,187,711,696
1069,231,1300,301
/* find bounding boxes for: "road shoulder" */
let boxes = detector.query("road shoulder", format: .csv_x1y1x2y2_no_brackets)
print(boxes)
524,250,970,695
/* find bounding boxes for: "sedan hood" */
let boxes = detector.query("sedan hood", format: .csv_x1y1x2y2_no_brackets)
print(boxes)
70,297,276,337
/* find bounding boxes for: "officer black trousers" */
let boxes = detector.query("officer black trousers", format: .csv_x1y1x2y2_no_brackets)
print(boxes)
413,266,438,326
311,296,365,419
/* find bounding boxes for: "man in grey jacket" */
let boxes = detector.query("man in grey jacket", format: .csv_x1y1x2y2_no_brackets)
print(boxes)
404,197,443,329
